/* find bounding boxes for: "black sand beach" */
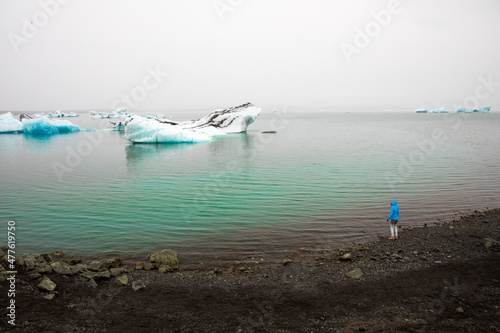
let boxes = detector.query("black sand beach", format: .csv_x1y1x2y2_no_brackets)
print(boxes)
1,209,499,332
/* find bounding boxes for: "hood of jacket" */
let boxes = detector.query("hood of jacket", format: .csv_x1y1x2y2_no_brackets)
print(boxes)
391,200,397,206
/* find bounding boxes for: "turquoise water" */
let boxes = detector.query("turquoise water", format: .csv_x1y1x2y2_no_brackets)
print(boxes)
1,111,499,267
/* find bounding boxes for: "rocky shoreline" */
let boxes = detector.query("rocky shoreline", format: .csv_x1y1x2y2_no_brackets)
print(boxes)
1,209,499,332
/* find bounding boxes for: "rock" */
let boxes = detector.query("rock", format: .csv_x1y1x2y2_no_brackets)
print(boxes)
0,272,9,283
282,259,293,266
135,263,144,270
16,255,25,266
102,258,122,269
63,258,81,266
110,267,125,276
158,265,174,273
132,280,146,291
114,275,129,286
81,271,96,280
37,264,52,274
340,253,353,261
49,251,65,260
484,238,499,250
346,268,363,280
456,307,464,313
51,261,72,275
24,256,36,270
85,279,98,288
70,264,85,275
36,254,51,264
148,249,179,269
29,273,42,280
44,293,56,300
94,270,111,280
88,261,104,271
38,276,56,292
143,263,155,271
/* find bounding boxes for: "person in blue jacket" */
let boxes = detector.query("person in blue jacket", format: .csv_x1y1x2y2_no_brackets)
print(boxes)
387,200,399,239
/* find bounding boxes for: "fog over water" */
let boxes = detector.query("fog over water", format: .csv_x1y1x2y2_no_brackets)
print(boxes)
1,0,499,112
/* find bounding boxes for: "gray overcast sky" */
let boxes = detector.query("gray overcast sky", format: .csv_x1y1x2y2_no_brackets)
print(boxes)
1,0,499,112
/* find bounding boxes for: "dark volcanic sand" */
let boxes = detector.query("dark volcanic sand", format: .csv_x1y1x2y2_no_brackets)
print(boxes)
1,209,500,332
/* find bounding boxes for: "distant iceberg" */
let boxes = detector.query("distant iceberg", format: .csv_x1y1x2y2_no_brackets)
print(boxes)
0,112,23,133
22,118,82,135
415,108,428,113
47,110,79,118
90,108,132,119
456,106,490,113
124,102,261,143
474,105,491,113
431,107,449,113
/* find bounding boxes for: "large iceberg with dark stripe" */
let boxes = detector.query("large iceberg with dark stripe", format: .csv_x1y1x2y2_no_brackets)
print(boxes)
124,103,261,143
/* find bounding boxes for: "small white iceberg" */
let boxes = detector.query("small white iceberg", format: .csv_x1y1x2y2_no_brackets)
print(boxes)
0,112,23,133
430,107,449,113
90,108,133,119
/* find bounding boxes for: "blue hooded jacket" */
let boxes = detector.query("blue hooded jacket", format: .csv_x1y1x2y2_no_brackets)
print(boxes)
387,200,399,221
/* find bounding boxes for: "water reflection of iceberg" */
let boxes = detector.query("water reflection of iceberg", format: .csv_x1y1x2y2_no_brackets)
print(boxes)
125,143,194,161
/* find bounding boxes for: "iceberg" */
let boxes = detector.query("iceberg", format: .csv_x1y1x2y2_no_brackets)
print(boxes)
0,112,23,133
47,110,79,118
90,108,133,119
124,102,261,143
415,108,428,113
22,118,82,135
474,105,491,113
430,107,449,113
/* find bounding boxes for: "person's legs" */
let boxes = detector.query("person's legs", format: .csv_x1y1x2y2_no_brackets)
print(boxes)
391,220,399,239
390,221,395,239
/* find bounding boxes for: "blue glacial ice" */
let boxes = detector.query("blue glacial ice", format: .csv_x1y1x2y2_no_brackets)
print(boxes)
124,102,261,143
22,118,83,135
0,112,23,133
